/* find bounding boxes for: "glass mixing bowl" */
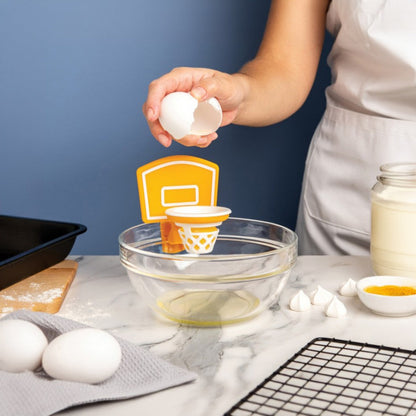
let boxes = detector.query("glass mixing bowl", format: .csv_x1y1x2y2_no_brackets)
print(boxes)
119,218,297,326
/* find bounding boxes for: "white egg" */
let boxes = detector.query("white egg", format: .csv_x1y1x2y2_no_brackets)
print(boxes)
159,92,222,140
0,319,48,373
42,328,122,384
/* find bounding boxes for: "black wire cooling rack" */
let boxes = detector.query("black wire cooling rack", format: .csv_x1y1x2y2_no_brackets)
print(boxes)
224,337,416,416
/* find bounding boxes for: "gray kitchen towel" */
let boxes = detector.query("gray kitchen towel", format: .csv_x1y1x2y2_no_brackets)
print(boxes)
0,310,196,416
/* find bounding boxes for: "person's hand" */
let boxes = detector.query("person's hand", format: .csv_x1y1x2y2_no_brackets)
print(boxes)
143,67,246,148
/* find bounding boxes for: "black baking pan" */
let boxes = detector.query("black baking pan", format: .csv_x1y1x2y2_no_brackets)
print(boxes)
0,215,87,290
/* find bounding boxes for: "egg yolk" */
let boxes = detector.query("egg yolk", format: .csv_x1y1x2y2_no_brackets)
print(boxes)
364,285,416,296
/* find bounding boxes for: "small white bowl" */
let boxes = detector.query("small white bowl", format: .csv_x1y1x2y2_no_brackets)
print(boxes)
357,276,416,317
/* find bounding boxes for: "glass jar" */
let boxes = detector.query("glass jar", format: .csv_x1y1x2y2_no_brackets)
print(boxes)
371,163,416,277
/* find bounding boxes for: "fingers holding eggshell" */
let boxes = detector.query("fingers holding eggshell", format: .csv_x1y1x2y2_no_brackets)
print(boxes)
142,104,172,147
174,132,218,148
157,134,173,148
143,91,222,148
143,68,229,147
196,132,218,148
158,92,222,142
174,134,201,147
144,67,217,122
144,74,180,122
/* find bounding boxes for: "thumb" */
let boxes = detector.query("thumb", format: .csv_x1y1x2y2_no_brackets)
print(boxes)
190,85,209,101
190,74,240,111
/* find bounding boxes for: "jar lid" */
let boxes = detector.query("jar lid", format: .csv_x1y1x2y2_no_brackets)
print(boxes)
378,162,416,187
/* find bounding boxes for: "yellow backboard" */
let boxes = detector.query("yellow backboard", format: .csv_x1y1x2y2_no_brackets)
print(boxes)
137,155,219,223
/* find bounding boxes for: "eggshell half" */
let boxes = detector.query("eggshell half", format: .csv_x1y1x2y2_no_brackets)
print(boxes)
42,328,122,384
0,319,48,373
159,92,222,140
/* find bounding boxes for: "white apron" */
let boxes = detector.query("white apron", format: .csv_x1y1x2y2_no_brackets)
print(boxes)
296,0,416,255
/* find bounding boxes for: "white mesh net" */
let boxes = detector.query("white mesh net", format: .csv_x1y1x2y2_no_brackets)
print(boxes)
177,224,220,254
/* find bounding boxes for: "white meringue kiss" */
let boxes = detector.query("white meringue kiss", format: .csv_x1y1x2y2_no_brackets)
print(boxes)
310,285,333,306
325,296,347,318
289,290,311,312
339,278,357,296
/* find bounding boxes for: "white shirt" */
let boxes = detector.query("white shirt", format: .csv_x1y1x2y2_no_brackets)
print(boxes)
325,0,416,121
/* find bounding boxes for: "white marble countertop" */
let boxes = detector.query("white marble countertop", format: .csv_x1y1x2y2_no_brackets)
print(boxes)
56,255,416,416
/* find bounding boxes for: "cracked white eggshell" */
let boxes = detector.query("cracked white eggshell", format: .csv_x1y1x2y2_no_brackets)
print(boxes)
42,328,122,384
0,319,48,373
159,92,222,140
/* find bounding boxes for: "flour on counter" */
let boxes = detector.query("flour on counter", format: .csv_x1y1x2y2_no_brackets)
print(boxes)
0,288,63,304
59,300,112,325
0,307,14,317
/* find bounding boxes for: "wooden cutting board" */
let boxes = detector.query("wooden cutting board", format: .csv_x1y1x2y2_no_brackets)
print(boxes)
0,260,78,314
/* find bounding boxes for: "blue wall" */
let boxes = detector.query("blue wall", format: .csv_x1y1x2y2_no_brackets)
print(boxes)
0,1,331,254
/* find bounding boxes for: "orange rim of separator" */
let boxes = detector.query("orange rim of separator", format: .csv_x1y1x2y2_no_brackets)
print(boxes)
165,206,231,225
